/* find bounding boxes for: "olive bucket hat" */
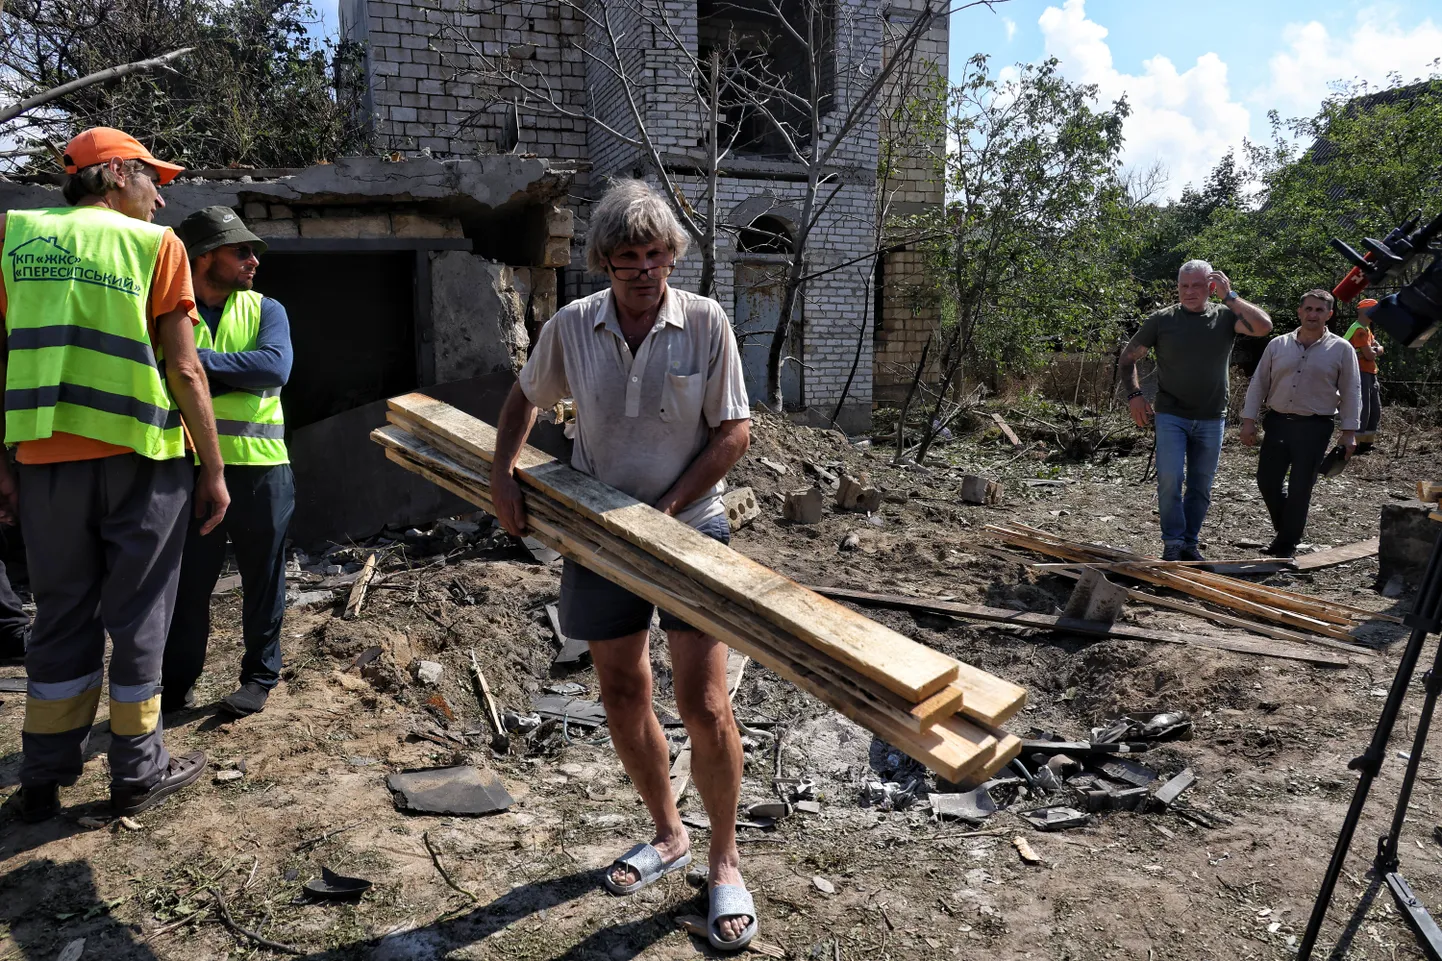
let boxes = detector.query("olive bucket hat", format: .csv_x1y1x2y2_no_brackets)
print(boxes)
175,205,268,259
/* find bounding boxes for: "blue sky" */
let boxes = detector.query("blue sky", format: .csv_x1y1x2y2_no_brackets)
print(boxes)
953,0,1442,198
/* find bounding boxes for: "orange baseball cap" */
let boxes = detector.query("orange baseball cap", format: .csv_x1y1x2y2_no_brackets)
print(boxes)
62,127,185,184
1358,298,1379,310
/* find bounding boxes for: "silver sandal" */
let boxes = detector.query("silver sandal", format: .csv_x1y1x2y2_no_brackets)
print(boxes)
601,842,691,895
708,883,759,952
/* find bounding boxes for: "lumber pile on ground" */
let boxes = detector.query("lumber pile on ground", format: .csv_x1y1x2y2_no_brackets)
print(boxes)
987,522,1393,647
372,394,1027,783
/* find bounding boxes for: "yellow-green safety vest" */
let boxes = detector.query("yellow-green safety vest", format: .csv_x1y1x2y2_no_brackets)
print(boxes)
194,289,288,466
2,206,183,460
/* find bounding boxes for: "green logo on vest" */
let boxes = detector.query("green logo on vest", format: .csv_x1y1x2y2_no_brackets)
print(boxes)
7,236,143,296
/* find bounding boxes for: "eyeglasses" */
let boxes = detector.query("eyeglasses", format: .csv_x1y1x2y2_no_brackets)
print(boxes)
230,245,259,261
607,259,675,281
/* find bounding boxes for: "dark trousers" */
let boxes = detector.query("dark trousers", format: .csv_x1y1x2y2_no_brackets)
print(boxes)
19,455,191,790
162,464,294,705
1359,371,1382,443
0,557,31,657
1257,412,1334,550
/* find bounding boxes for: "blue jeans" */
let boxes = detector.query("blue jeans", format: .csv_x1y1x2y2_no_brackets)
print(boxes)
1154,413,1225,550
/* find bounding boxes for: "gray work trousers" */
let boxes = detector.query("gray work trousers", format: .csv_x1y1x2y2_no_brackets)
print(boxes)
19,453,190,791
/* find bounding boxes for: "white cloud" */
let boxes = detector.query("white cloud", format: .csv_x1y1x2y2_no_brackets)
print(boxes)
1003,18,1017,42
1259,11,1442,118
1037,0,1250,200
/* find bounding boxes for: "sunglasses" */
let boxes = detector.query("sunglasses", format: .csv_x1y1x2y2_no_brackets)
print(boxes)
229,245,259,261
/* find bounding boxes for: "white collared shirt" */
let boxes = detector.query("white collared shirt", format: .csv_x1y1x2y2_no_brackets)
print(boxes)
519,285,751,527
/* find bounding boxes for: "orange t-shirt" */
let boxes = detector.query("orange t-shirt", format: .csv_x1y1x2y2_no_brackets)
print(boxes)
1348,324,1379,375
0,211,199,464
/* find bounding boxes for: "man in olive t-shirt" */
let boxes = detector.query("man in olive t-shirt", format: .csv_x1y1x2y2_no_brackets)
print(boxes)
1119,259,1273,560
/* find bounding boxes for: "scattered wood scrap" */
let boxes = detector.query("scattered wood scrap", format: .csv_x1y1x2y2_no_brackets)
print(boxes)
343,553,378,619
987,523,1389,643
991,412,1022,448
373,394,1027,783
808,585,1366,667
1291,537,1380,571
1417,481,1442,505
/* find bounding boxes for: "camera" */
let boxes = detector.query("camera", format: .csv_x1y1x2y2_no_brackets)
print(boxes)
1331,210,1442,348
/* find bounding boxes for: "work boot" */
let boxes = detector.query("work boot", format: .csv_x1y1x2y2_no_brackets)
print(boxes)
16,783,60,823
219,681,270,717
161,686,196,715
1179,545,1206,563
1262,539,1297,558
111,751,207,817
1161,544,1183,561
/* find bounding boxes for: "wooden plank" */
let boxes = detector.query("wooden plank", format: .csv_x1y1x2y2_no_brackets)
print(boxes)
991,412,1022,447
343,553,378,619
1031,559,1276,571
1291,538,1381,571
808,585,1366,666
374,432,976,734
910,680,966,727
386,395,960,703
988,525,1363,639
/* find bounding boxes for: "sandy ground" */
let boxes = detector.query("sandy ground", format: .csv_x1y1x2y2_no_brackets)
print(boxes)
2,405,1442,961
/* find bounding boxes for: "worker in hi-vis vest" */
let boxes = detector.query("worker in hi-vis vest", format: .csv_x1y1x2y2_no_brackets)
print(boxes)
163,207,293,719
0,128,229,823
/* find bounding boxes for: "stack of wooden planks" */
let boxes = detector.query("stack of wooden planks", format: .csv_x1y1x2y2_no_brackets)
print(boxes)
987,522,1394,646
372,394,1028,784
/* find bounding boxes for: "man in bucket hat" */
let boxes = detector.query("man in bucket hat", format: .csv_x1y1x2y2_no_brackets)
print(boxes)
163,206,293,718
0,127,228,821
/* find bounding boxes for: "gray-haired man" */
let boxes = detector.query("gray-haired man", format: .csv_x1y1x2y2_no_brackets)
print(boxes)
492,180,758,951
1119,260,1273,560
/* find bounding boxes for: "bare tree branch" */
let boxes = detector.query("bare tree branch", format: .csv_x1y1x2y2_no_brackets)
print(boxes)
0,46,193,125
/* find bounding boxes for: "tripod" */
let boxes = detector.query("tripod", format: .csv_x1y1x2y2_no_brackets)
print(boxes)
1299,510,1442,959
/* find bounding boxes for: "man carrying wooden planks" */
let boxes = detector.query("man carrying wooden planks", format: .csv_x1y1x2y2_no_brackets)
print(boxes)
1119,259,1273,562
490,181,758,951
1241,288,1361,557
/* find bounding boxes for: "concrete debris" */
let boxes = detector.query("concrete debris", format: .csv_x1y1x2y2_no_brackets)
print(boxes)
812,876,836,895
386,766,513,816
960,475,1003,505
782,487,824,524
1062,568,1127,624
214,770,244,783
57,939,86,961
806,463,840,488
288,589,337,610
758,457,789,476
744,801,793,820
835,474,883,513
722,487,762,530
795,800,822,815
413,660,445,686
929,787,997,823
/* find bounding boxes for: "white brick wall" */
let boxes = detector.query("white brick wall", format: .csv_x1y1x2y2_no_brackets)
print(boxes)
341,0,949,428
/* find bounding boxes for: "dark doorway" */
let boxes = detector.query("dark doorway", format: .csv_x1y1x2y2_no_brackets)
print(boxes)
252,251,418,430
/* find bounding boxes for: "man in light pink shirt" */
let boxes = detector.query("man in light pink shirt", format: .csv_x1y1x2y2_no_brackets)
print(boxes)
491,180,757,951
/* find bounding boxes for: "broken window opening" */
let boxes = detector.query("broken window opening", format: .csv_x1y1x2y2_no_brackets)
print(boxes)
737,213,794,254
698,0,837,161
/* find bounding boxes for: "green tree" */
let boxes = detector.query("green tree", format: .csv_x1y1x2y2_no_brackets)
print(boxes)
1193,73,1442,397
899,55,1136,463
1,0,370,172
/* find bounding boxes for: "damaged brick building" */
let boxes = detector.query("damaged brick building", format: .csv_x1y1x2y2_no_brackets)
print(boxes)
339,0,947,429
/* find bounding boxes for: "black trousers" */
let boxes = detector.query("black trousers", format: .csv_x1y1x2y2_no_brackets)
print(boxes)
162,464,294,707
0,557,31,658
1257,412,1334,550
1359,371,1382,443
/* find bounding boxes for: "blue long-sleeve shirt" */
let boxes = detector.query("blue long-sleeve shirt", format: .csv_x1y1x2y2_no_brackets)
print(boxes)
195,296,293,395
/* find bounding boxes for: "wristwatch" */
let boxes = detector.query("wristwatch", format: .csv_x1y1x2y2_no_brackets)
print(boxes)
1224,290,1240,302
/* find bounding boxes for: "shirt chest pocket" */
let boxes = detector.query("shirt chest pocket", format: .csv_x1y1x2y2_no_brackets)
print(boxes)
660,372,704,424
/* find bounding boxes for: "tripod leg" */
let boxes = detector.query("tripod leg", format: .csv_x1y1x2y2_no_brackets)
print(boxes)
1298,532,1442,959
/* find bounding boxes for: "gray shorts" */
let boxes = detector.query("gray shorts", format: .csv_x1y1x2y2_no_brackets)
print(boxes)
558,513,731,641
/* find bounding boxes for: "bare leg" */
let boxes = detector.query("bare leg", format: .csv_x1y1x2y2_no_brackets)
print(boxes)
669,629,749,942
589,629,689,886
